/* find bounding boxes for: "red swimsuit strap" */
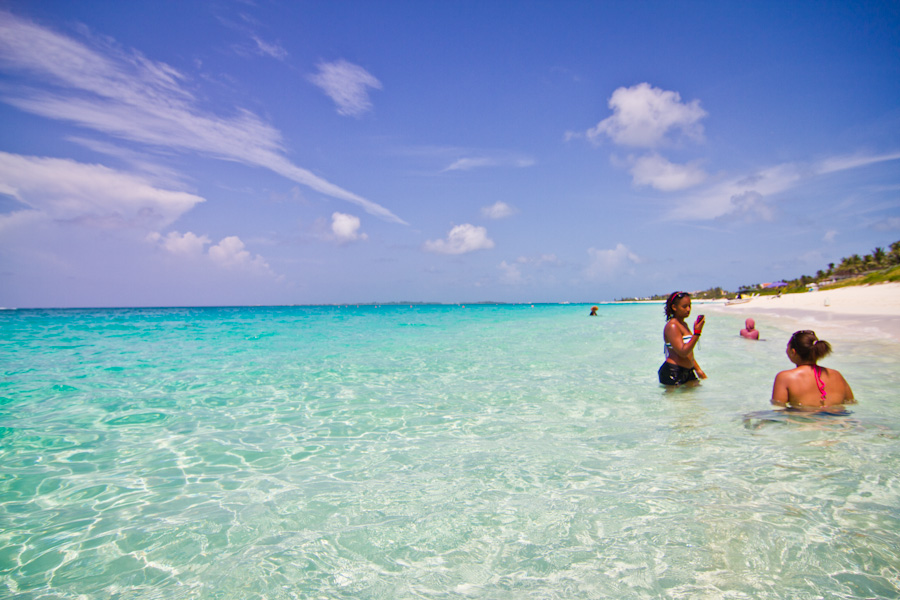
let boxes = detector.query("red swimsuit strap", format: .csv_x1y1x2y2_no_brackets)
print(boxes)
812,365,826,406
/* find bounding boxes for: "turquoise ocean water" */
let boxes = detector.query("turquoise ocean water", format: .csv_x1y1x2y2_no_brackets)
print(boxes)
2,303,899,599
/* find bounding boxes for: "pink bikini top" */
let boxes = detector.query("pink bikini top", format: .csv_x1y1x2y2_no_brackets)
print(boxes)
812,365,827,406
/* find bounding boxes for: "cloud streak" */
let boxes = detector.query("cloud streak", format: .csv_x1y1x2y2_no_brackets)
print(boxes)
442,155,535,172
0,12,405,224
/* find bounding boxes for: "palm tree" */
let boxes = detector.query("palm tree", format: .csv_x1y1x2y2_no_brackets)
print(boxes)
891,241,900,265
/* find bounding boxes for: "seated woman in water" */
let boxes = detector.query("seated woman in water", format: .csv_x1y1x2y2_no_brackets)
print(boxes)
658,291,706,386
771,330,855,412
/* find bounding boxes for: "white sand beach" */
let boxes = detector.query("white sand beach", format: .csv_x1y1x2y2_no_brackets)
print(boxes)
714,282,900,342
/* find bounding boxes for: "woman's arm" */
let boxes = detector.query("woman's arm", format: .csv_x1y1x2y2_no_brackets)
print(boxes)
771,371,790,407
692,358,707,379
842,373,856,403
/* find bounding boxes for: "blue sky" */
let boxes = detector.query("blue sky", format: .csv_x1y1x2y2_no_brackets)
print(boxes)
1,1,899,307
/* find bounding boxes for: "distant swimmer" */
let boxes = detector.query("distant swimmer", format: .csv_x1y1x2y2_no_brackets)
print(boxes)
740,318,760,340
589,306,599,316
771,330,855,412
658,291,706,386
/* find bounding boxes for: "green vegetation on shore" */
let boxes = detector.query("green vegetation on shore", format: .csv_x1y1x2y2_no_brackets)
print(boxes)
618,239,900,302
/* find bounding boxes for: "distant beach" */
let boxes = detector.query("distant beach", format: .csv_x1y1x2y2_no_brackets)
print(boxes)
713,282,900,342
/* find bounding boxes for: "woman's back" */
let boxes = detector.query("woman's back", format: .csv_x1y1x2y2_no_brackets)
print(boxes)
773,365,854,410
771,330,855,412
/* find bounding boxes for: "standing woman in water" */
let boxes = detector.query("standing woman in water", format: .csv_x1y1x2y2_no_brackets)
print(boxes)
772,330,855,412
659,291,707,386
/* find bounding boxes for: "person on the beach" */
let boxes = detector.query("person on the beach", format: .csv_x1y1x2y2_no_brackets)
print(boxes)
589,306,599,316
740,318,760,340
771,330,855,412
658,291,706,385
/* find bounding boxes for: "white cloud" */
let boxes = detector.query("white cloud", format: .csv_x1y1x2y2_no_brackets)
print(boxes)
0,12,404,223
309,59,382,117
588,83,707,148
424,224,495,255
629,153,707,191
481,201,517,219
147,230,211,256
331,212,368,243
823,230,838,243
147,230,275,277
0,151,204,228
208,235,273,274
585,243,641,281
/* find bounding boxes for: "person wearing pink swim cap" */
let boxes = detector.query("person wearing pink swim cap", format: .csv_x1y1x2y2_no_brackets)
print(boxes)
740,318,759,340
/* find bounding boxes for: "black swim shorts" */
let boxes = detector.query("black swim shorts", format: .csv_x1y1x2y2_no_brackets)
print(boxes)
658,362,698,386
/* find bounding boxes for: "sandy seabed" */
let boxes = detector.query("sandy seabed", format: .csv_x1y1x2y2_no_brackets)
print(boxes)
712,282,900,343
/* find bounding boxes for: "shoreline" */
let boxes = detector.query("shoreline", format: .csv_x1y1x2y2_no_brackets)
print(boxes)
710,282,900,343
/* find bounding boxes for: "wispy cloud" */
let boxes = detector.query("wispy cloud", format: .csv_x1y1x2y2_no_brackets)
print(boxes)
498,254,561,285
0,12,405,224
424,224,495,255
585,243,641,281
309,59,382,117
498,260,525,284
251,35,287,60
628,153,707,191
0,151,204,229
873,217,900,232
587,83,707,148
669,152,900,221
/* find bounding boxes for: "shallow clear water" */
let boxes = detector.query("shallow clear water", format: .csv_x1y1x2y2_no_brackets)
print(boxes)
2,304,899,599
